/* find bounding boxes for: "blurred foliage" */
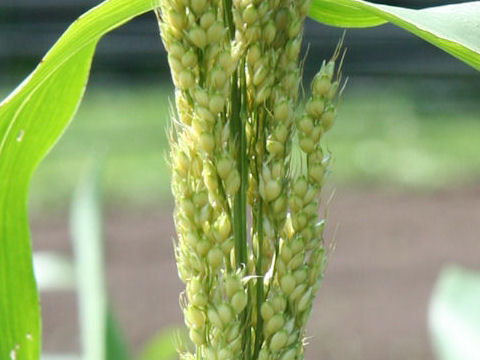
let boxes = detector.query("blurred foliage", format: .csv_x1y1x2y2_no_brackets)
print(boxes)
429,266,480,360
24,78,480,213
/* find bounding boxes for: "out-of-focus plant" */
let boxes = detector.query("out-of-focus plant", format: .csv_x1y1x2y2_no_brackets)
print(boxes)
33,162,179,360
429,266,480,360
0,0,479,359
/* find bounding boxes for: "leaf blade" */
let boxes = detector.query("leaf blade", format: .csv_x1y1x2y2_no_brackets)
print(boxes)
309,0,480,71
0,0,158,358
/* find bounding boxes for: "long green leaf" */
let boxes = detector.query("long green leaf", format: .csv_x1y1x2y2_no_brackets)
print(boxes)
0,0,157,358
309,0,480,71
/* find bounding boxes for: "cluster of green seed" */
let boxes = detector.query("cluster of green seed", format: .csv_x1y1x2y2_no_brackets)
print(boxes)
158,0,248,358
158,0,342,358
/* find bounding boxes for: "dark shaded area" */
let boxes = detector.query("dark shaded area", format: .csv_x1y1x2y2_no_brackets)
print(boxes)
1,0,478,85
370,0,471,8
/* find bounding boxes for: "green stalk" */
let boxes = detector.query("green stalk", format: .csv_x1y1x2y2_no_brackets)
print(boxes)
253,197,264,360
223,2,250,358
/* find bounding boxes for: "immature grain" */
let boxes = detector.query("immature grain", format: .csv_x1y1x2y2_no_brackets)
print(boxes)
158,0,343,358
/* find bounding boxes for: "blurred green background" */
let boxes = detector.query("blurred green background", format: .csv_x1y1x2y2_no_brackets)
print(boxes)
1,0,479,215
13,77,479,214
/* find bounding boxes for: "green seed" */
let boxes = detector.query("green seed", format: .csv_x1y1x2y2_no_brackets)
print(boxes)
265,314,284,336
272,296,287,313
188,27,207,49
207,247,223,268
260,302,274,321
270,330,288,352
232,291,248,313
243,4,258,25
189,327,205,346
280,274,296,295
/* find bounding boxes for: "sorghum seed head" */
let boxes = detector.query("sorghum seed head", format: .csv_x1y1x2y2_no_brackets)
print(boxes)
255,84,272,104
275,123,288,143
243,4,258,25
299,135,314,154
294,268,308,284
193,87,209,107
270,331,288,352
272,296,287,313
210,67,227,90
168,41,185,59
200,11,216,29
207,247,224,269
258,349,270,360
260,302,274,321
178,70,195,89
231,291,248,313
311,125,323,142
265,314,284,336
189,26,207,48
264,179,282,202
287,19,302,39
215,214,231,242
168,9,186,31
280,244,292,262
192,291,208,307
288,195,302,213
297,288,312,312
207,307,224,329
168,56,183,74
245,25,261,43
306,98,325,118
247,45,261,67
286,38,301,61
218,303,233,324
279,349,296,360
264,20,277,44
189,327,205,345
207,22,225,44
225,170,240,196
309,163,325,183
199,132,215,153
209,94,225,114
293,176,308,197
186,305,206,327
328,81,339,100
280,274,296,294
218,349,233,360
182,49,198,68
312,74,331,96
275,8,288,29
266,139,284,157
274,100,290,123
190,0,207,16
289,283,306,302
321,107,335,131
196,238,211,256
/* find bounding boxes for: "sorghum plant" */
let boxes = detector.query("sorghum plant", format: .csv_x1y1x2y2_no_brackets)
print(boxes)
1,0,478,358
157,0,341,358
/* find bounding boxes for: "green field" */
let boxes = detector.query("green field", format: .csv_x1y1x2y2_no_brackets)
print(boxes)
20,79,480,213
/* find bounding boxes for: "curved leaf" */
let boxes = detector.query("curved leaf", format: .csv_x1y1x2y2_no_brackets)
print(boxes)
0,0,157,358
309,0,480,71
